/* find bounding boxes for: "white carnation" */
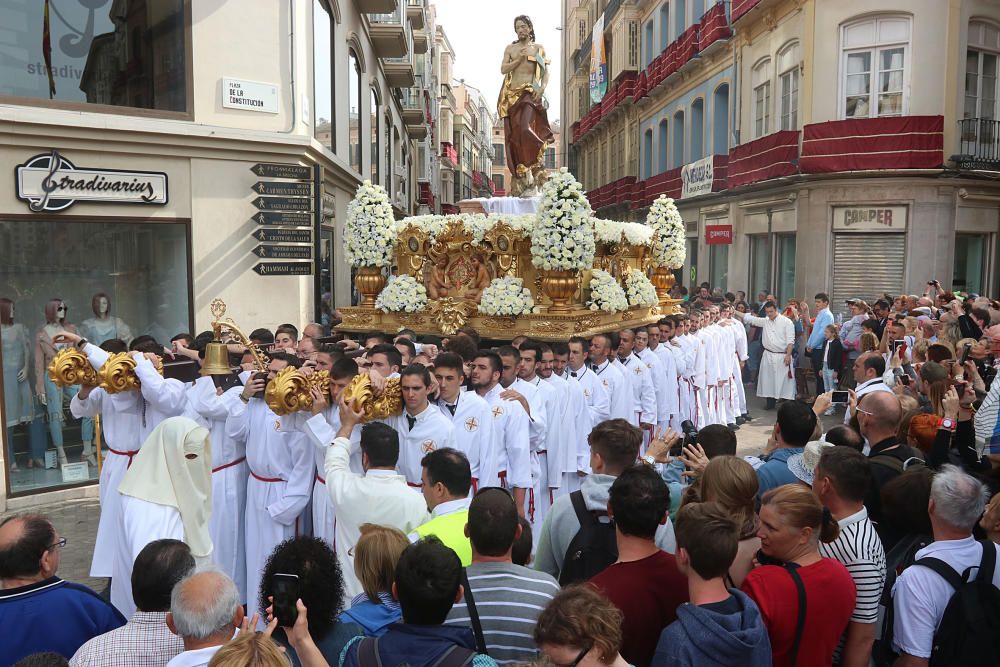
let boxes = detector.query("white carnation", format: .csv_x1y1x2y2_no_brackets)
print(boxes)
531,168,595,271
623,268,659,306
375,275,428,313
478,277,535,316
647,195,686,270
345,181,395,267
587,269,629,313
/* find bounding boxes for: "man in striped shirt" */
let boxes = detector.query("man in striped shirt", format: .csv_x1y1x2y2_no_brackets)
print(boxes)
445,487,559,664
814,446,887,667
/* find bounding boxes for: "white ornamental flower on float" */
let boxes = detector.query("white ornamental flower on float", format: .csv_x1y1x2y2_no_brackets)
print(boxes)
593,218,655,246
647,195,686,270
623,268,659,307
478,277,535,317
374,275,428,313
587,269,629,313
345,181,395,268
531,168,595,272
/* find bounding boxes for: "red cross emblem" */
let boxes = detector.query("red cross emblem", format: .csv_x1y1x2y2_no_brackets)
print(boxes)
583,388,591,398
273,420,281,431
492,406,504,418
634,367,643,376
465,417,478,432
422,440,436,453
602,379,609,388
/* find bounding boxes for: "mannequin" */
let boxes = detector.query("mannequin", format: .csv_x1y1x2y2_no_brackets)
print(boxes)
78,292,131,465
80,293,133,346
35,299,91,467
1,299,34,471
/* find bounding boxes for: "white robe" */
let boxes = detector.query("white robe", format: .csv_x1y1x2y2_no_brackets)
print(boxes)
111,495,184,619
435,390,495,490
226,398,314,614
479,384,531,490
741,313,796,400
565,365,610,430
515,376,559,532
185,377,249,601
550,372,591,495
619,355,657,428
594,360,632,424
381,403,456,487
323,437,429,603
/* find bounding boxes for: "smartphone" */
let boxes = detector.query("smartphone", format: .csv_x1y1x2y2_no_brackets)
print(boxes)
899,374,911,386
892,339,905,352
271,573,299,626
251,371,269,399
832,390,849,404
959,342,973,366
212,371,243,392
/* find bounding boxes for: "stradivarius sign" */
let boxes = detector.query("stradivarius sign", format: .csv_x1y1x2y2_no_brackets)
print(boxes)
15,150,168,212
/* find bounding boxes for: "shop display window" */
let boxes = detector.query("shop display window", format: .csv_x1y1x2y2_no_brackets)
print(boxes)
0,218,190,496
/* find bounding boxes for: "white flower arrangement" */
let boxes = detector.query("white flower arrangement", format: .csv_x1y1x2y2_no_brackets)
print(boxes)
647,195,686,269
623,269,659,307
531,168,596,272
396,213,538,246
478,277,535,316
375,274,428,313
587,269,629,313
345,181,395,268
593,218,655,246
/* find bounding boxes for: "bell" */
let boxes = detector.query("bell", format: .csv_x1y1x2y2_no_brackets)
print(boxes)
200,340,233,376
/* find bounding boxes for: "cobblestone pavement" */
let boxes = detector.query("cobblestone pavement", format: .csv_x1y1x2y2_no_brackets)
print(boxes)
2,389,842,590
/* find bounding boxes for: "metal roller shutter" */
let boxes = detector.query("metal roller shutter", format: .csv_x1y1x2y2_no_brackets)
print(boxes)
831,234,906,316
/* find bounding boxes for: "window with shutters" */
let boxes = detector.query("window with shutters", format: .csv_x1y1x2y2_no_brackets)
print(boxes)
628,21,639,69
752,58,771,138
841,16,910,118
778,42,800,131
965,21,1000,121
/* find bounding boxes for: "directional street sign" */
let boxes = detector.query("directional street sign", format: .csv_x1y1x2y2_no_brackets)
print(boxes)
252,228,313,243
252,211,312,226
250,163,312,180
253,262,313,276
252,181,312,196
252,196,311,211
253,244,312,259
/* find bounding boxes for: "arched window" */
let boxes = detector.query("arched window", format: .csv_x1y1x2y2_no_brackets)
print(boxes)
672,110,685,167
752,58,771,138
370,88,380,185
313,0,335,150
691,98,704,159
777,42,800,130
713,83,730,155
643,129,654,179
659,4,670,52
841,16,911,118
348,49,361,172
658,119,669,173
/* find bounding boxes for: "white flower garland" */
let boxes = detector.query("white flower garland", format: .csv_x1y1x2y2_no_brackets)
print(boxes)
593,218,654,246
531,168,595,272
344,181,395,268
587,269,629,313
478,277,535,316
623,269,659,307
395,213,537,246
375,274,428,313
647,195,686,269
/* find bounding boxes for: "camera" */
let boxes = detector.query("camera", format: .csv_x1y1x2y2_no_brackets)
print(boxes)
678,420,699,455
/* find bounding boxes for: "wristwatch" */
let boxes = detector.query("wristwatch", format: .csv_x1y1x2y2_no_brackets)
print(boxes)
938,417,956,431
76,338,89,350
642,454,657,466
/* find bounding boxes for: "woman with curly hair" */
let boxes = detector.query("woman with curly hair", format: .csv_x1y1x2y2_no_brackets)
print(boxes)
258,536,363,666
534,584,630,667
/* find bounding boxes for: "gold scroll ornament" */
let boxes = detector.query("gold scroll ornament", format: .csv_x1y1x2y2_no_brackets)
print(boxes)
340,374,403,422
100,352,164,394
47,348,99,388
264,367,333,416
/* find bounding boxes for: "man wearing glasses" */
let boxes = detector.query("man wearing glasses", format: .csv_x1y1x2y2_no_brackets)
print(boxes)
0,514,124,664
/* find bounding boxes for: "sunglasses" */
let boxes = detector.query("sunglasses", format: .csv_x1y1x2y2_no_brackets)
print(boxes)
551,646,591,667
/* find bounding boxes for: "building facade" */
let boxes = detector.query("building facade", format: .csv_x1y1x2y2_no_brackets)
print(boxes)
561,0,1000,307
453,83,497,200
0,0,441,505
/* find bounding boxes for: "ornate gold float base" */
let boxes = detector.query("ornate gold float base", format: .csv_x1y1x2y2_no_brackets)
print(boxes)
336,300,683,342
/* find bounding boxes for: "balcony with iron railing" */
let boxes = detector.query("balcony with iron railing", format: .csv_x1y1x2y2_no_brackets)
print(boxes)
956,118,1000,167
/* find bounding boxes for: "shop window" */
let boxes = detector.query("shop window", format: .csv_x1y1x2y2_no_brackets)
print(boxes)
685,237,699,288
1,0,188,114
841,16,910,118
319,228,335,331
749,234,770,296
709,243,728,291
953,234,988,295
349,49,362,172
752,59,771,138
313,0,335,150
778,42,800,131
775,234,796,304
1,218,190,496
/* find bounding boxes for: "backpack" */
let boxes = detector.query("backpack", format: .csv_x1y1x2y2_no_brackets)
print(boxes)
559,490,617,585
869,451,926,475
356,636,475,667
873,533,933,667
914,540,1000,666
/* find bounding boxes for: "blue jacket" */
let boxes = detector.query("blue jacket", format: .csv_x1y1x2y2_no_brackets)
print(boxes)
653,589,771,667
340,599,401,637
755,447,804,497
340,623,498,667
0,576,125,664
807,307,834,350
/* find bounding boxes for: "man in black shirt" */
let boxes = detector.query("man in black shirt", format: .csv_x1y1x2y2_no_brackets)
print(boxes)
856,391,924,523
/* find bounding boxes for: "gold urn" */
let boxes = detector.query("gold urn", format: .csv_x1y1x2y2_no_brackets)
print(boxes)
651,267,676,306
541,270,578,313
354,266,386,308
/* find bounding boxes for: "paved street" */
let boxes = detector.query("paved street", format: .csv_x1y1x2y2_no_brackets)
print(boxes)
2,389,843,591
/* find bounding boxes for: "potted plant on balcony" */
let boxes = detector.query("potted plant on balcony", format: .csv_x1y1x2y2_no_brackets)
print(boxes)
345,180,395,307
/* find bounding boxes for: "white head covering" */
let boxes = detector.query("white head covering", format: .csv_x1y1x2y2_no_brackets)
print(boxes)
787,440,835,487
118,416,213,557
